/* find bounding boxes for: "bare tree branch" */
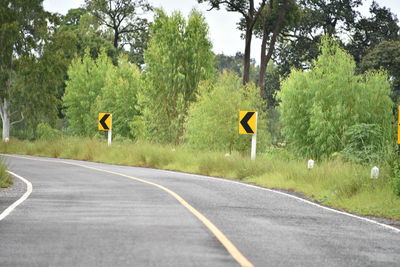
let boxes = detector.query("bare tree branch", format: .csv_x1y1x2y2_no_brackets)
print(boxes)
10,112,24,126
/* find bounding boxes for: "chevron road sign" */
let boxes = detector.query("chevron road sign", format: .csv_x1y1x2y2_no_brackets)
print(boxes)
98,113,112,131
98,113,112,146
239,111,258,160
239,111,257,135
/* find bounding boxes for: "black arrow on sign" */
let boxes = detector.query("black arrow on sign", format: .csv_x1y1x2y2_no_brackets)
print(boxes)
100,114,110,130
240,112,255,134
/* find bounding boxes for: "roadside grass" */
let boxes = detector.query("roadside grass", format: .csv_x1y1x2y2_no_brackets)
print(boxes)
0,159,12,188
0,137,399,220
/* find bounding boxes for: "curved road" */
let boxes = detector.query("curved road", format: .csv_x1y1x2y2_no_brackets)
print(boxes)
0,155,399,266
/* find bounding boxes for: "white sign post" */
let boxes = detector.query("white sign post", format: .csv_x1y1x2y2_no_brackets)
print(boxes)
108,130,112,146
251,133,257,160
250,112,258,160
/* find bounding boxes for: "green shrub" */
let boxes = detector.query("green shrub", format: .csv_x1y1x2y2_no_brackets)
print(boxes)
341,123,384,164
95,58,142,140
36,122,62,140
278,37,393,159
185,71,269,153
391,161,400,196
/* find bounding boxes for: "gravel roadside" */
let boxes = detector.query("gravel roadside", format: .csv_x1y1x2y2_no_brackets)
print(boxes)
0,175,26,215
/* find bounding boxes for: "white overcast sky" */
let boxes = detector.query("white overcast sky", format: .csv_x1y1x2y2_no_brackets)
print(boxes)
43,0,400,63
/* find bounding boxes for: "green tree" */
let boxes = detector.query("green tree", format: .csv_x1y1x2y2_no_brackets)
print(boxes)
215,52,259,84
0,0,50,140
198,0,266,84
275,0,362,76
140,10,215,144
95,57,142,139
278,37,393,159
360,40,400,103
185,71,268,152
60,9,116,60
346,1,399,65
85,0,152,66
63,49,113,136
253,0,298,96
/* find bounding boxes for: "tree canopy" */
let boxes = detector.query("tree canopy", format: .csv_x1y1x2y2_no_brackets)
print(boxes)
85,0,152,65
0,0,53,140
140,9,215,144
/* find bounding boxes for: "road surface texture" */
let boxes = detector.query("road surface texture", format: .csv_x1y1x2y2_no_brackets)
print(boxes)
1,154,399,267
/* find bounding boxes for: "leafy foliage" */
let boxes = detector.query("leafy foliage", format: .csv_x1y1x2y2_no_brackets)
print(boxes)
346,1,399,65
36,122,62,140
184,71,269,152
63,49,113,136
140,10,215,144
215,52,259,83
0,0,52,139
391,163,400,196
85,0,152,66
198,0,267,84
278,37,393,159
60,10,116,60
341,123,384,164
64,50,142,139
360,40,400,103
274,0,362,76
95,57,142,139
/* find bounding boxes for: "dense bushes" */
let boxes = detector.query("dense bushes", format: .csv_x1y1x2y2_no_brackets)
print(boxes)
36,122,62,140
184,71,269,153
279,38,393,160
341,123,385,164
63,50,142,139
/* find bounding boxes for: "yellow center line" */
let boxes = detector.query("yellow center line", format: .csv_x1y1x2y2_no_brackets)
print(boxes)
4,154,254,267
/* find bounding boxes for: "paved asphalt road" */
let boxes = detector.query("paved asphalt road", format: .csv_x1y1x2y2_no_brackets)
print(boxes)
0,155,400,267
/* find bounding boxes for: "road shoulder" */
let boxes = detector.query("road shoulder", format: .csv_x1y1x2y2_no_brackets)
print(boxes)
0,175,26,214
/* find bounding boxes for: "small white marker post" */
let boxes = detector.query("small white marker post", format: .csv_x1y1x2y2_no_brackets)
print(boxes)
251,112,258,161
371,166,379,179
308,159,314,169
107,130,112,146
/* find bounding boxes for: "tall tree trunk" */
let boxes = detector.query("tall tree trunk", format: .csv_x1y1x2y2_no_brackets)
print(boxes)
243,28,253,85
113,31,119,48
258,31,270,98
258,0,290,97
0,98,25,142
242,0,267,85
0,99,10,142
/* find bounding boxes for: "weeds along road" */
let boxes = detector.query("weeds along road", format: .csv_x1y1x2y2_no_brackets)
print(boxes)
1,155,400,267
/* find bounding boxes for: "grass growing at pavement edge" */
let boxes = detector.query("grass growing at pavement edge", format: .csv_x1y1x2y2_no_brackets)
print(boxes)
0,158,12,188
0,137,399,220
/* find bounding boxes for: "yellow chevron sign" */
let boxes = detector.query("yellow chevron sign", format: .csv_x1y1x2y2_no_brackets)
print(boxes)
98,113,112,131
398,106,400,144
239,111,257,135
